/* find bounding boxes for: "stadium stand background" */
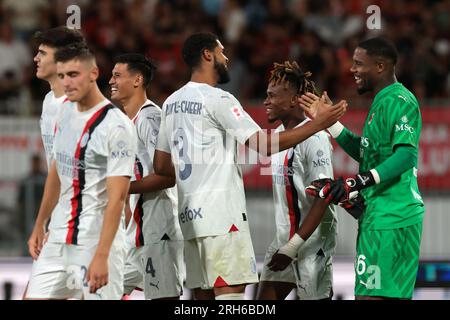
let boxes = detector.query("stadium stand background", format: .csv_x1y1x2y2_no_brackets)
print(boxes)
0,0,449,299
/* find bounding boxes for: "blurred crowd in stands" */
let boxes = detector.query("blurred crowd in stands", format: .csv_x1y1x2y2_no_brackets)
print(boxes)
0,0,449,116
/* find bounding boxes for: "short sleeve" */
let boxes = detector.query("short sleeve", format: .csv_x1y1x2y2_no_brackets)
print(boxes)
106,120,137,177
51,104,66,163
388,98,421,150
303,132,334,182
137,110,161,163
155,109,171,153
208,92,261,145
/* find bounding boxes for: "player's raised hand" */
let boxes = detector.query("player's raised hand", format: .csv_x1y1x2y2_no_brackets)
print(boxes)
299,91,333,119
27,225,46,260
312,96,347,130
87,254,109,293
299,92,320,118
267,251,293,272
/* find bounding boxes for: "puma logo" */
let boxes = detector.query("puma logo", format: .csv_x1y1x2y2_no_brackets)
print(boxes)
297,284,307,293
149,281,159,290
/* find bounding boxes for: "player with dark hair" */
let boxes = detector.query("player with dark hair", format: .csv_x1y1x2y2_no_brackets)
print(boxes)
25,44,136,299
24,26,86,299
109,53,184,300
32,26,86,169
153,32,346,300
257,61,337,300
301,37,425,300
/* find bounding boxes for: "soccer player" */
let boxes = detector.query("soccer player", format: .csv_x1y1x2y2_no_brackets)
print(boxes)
302,37,425,300
109,53,184,300
33,26,86,169
257,61,337,300
25,44,136,299
153,32,346,300
22,26,86,299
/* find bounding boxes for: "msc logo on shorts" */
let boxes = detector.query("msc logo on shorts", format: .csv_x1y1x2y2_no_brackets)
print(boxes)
355,254,381,290
179,207,203,224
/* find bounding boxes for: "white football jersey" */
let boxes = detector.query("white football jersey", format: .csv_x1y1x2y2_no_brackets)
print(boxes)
47,99,136,246
40,91,67,169
126,100,182,248
270,121,337,248
156,82,261,240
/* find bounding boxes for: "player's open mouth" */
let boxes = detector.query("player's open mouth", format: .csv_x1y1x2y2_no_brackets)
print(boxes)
111,88,118,94
354,74,363,85
266,107,272,114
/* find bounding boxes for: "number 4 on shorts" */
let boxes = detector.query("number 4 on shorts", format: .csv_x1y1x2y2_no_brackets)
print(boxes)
146,257,156,278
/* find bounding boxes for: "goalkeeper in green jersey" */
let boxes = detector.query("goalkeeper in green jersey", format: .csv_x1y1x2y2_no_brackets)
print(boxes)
300,37,425,299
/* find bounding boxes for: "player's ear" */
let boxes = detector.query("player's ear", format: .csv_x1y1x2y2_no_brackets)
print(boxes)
376,59,385,74
202,48,213,63
134,74,143,88
90,66,99,82
290,94,299,107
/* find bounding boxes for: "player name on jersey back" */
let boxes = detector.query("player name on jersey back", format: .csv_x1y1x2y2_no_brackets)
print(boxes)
165,100,203,116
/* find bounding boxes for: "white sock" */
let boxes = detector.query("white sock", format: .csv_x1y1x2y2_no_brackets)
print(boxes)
215,293,245,300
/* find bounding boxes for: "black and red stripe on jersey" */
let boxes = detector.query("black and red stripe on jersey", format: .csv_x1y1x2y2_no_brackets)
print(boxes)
66,104,114,245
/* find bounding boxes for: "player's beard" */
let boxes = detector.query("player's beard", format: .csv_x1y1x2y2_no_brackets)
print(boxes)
214,58,230,84
357,76,374,95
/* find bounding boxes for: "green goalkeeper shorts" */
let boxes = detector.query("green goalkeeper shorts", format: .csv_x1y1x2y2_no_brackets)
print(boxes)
354,222,423,299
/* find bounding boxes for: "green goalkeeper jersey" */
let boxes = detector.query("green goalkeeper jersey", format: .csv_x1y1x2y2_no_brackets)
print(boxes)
355,82,424,230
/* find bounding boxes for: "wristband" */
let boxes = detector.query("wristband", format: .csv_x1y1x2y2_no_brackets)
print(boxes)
278,233,305,259
327,121,344,138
